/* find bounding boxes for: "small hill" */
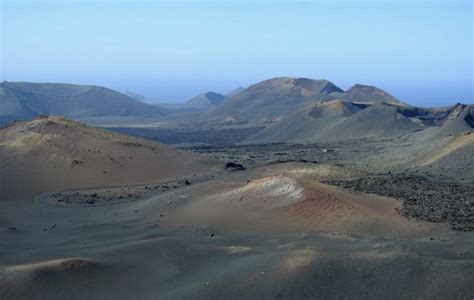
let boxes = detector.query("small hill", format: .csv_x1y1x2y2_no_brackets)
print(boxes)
308,99,364,118
340,84,409,107
0,116,219,200
225,87,245,98
0,82,165,121
183,91,228,110
204,77,343,125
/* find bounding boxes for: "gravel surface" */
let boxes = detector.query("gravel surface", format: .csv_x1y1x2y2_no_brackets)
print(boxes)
326,174,474,231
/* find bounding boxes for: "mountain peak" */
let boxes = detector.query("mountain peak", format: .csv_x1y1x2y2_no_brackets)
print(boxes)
344,84,409,106
347,84,385,93
320,80,344,94
290,77,343,94
248,77,343,95
203,91,224,99
204,77,345,125
184,91,227,109
308,99,362,118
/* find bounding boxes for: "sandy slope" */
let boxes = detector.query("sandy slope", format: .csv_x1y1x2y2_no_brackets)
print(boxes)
0,114,472,299
165,164,437,236
418,133,474,166
0,163,472,299
0,116,220,201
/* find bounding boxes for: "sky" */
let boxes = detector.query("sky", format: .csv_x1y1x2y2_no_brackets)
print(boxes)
1,0,473,106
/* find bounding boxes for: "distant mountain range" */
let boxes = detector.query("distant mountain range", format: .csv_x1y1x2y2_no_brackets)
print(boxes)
1,78,471,141
0,77,417,125
0,81,165,123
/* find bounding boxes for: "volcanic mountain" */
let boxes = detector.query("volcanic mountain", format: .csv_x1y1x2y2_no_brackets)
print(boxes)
0,116,219,201
0,82,165,123
339,84,410,106
183,91,228,110
202,77,342,124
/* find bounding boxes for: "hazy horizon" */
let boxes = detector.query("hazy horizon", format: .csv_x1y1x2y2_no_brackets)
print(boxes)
2,0,473,106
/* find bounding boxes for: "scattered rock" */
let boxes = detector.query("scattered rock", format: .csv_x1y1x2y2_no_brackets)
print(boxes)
225,162,246,171
326,174,474,231
43,223,57,231
71,160,83,166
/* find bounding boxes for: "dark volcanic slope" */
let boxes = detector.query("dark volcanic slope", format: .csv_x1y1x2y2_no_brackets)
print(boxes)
0,81,165,120
245,100,424,144
243,99,358,144
245,99,474,145
204,77,343,125
320,103,423,141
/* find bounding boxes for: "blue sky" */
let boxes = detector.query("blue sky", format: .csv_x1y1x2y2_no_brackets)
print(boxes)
1,0,473,106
